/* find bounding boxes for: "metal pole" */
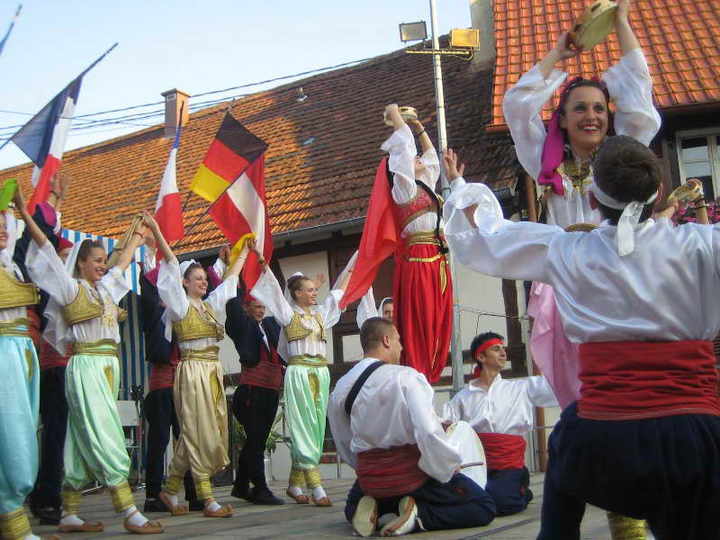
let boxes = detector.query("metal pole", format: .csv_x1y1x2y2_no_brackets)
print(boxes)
428,0,464,395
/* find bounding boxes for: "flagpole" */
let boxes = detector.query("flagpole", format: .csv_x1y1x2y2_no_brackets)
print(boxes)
0,4,22,56
0,42,119,154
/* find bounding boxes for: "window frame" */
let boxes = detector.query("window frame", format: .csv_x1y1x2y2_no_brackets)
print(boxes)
675,128,720,200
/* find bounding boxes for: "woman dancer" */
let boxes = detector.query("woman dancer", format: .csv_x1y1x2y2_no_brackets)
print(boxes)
148,213,248,518
22,193,162,534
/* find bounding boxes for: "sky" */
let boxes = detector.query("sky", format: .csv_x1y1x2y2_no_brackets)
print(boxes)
0,0,472,170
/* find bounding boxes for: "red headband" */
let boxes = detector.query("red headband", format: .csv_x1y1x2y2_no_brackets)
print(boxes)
475,338,504,355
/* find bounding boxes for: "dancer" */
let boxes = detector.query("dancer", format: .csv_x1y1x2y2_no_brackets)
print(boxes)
226,293,285,505
251,256,354,506
443,332,557,516
356,287,393,328
22,194,163,534
147,213,247,518
444,135,720,539
329,317,496,537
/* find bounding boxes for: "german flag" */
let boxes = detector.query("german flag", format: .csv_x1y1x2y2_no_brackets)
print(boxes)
191,112,271,289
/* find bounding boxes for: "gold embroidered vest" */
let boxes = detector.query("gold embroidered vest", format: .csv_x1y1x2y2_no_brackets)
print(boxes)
285,311,326,343
62,285,103,326
0,266,39,310
172,303,224,342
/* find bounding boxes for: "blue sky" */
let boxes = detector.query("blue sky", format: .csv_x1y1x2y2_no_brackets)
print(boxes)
0,1,472,170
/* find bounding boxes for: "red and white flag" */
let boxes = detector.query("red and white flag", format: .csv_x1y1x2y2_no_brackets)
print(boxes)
154,126,184,244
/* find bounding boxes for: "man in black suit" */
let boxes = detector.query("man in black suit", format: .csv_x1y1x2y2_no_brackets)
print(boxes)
226,294,285,505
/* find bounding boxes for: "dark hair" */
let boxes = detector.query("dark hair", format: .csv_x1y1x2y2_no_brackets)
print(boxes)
470,331,504,363
592,135,662,225
287,274,311,302
360,317,395,352
557,78,615,140
75,239,105,272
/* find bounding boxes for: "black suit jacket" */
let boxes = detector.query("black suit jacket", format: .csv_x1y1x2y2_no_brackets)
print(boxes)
225,296,281,368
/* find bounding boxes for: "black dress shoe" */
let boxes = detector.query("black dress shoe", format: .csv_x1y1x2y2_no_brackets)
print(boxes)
143,497,170,513
250,488,285,506
188,499,205,512
231,485,251,500
30,506,62,525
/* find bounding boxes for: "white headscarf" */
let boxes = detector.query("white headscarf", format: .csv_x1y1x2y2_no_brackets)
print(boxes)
589,182,658,256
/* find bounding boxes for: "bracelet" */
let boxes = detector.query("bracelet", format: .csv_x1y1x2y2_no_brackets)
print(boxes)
50,190,62,199
695,204,709,210
132,231,144,239
415,129,426,137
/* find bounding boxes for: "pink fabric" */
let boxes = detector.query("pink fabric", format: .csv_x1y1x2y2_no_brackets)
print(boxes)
527,282,580,409
538,111,566,196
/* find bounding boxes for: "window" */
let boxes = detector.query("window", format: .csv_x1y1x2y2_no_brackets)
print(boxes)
676,130,720,201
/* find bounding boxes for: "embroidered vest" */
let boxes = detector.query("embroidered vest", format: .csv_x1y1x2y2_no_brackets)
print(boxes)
172,303,224,342
62,285,103,326
285,311,326,343
392,187,441,230
0,266,39,310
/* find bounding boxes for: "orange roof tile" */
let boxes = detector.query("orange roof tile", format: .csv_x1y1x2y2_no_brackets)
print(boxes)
1,44,518,255
491,0,720,127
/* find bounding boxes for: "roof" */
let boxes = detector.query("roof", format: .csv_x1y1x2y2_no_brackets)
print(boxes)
491,0,720,127
1,43,518,255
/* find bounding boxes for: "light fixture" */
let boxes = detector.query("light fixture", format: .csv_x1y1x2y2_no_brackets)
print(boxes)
398,21,427,43
450,28,480,49
296,87,308,103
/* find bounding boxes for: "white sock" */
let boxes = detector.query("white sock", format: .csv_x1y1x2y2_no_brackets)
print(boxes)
123,506,148,527
312,486,327,500
163,492,179,507
60,514,84,526
205,499,222,512
23,534,40,540
287,486,303,497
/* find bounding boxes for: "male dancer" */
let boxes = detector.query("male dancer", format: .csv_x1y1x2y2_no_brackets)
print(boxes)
329,317,496,536
226,294,284,505
444,332,557,515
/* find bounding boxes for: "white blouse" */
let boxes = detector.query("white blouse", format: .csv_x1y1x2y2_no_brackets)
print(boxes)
328,357,462,483
381,124,442,236
503,48,661,228
444,180,720,343
156,259,238,351
27,240,129,348
443,374,557,435
251,268,344,361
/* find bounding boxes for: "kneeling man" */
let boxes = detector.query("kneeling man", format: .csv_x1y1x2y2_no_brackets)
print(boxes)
328,318,496,537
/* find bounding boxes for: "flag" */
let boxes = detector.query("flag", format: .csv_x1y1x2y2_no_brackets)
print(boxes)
191,112,271,289
340,158,400,309
0,4,21,57
10,76,82,213
154,124,184,245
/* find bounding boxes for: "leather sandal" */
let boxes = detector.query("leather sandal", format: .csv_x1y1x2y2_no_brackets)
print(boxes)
158,492,189,516
58,520,104,533
203,501,233,518
285,488,309,504
123,511,164,534
311,495,333,507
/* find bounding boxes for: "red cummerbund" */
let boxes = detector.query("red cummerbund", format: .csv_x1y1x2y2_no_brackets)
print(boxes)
238,345,283,391
578,340,720,421
40,340,70,370
357,444,428,498
477,432,526,471
148,345,180,391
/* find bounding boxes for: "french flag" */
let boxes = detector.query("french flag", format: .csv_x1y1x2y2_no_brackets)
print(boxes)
154,125,184,245
10,76,82,214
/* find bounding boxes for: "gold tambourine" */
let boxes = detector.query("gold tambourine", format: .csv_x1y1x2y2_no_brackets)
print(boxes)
565,223,598,233
570,0,618,51
667,179,703,204
383,106,418,126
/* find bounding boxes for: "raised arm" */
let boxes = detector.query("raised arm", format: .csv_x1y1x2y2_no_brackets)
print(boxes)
14,187,49,249
381,104,419,204
615,0,639,55
143,211,176,264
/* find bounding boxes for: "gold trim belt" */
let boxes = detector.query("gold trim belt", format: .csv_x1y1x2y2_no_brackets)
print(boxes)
288,355,328,367
0,317,31,338
73,339,119,356
404,230,445,247
181,346,220,362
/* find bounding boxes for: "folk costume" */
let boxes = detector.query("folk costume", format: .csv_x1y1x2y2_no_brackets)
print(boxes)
225,293,284,504
443,179,720,539
329,358,496,535
156,258,237,509
251,268,346,502
443,337,557,516
26,238,155,533
0,210,42,540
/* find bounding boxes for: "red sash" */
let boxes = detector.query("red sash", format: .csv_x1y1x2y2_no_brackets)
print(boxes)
477,432,526,471
357,444,428,498
148,345,179,391
238,343,283,391
578,340,720,420
39,341,70,370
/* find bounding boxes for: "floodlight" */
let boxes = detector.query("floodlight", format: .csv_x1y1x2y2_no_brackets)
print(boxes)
399,21,428,43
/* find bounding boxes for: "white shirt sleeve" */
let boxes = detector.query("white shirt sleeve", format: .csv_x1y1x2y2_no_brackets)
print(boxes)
441,393,462,424
327,392,357,470
206,275,239,324
157,259,190,323
405,375,462,483
602,49,661,146
503,64,568,181
319,289,344,329
99,266,131,305
251,268,295,327
526,376,559,408
356,287,379,329
381,124,419,204
26,240,78,305
417,146,441,191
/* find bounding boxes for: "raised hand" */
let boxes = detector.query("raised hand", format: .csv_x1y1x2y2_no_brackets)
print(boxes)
616,0,630,24
443,148,466,181
556,31,583,60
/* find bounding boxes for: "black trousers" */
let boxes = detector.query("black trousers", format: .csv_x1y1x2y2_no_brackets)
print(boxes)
29,366,68,509
231,385,279,491
144,387,196,500
485,466,533,516
345,473,496,531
